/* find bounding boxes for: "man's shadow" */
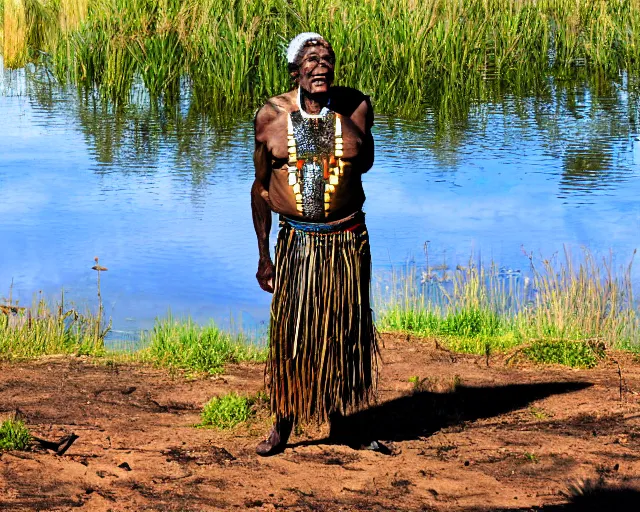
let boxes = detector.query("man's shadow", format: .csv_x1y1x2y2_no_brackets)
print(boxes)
296,381,592,449
490,484,640,511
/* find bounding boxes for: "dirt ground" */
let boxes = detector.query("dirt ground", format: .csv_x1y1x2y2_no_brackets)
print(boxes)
1,334,640,512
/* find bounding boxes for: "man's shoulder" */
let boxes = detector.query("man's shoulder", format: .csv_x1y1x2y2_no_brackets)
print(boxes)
330,86,372,117
255,92,296,123
254,92,296,142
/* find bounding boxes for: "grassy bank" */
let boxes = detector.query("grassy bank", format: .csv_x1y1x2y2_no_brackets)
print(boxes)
2,246,638,370
0,292,108,359
2,0,640,118
0,300,266,372
377,248,639,367
140,315,266,374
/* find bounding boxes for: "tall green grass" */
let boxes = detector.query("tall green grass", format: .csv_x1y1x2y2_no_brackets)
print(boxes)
3,0,640,117
377,248,640,364
0,294,265,372
142,315,266,374
0,291,108,359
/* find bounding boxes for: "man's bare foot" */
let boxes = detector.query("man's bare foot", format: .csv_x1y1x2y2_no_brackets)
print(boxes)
256,418,293,457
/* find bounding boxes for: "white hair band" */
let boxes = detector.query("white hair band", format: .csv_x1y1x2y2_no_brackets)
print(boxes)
286,32,326,64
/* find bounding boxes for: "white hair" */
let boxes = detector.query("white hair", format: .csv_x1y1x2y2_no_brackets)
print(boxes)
286,32,326,64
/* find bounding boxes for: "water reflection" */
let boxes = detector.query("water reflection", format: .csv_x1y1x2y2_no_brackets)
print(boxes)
1,61,639,336
12,63,640,201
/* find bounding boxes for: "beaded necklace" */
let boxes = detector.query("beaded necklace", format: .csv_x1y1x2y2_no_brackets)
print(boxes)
287,90,345,217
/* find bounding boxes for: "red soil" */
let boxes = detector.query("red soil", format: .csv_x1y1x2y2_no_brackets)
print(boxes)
1,333,639,511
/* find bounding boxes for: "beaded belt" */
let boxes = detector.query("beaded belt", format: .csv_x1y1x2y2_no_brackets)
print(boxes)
280,211,365,234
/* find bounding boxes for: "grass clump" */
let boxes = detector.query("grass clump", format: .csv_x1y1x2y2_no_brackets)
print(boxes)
0,418,31,451
522,339,604,369
377,247,639,366
144,316,266,375
0,293,108,360
200,392,262,429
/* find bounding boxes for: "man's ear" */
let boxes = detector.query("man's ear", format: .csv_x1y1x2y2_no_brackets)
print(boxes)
288,62,300,81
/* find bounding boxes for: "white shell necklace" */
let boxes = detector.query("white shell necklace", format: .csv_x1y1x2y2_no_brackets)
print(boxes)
296,87,331,118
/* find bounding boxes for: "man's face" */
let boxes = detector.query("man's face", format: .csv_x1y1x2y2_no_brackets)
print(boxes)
296,44,335,94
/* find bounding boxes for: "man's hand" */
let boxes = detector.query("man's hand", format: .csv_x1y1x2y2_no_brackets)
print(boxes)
256,256,275,293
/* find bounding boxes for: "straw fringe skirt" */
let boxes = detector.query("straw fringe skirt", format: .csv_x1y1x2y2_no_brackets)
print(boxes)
267,220,379,424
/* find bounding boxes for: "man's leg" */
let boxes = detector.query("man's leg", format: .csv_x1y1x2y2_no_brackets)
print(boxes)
256,415,293,456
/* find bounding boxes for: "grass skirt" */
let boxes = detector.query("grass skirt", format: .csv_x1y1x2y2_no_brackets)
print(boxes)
267,216,379,424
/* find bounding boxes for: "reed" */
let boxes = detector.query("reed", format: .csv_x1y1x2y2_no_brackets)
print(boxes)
0,291,107,359
2,0,640,117
59,0,88,33
376,248,640,365
3,0,26,68
0,0,4,53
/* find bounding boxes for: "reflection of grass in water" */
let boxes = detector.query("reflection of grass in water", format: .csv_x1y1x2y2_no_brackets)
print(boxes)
376,248,639,367
0,418,31,451
4,0,640,117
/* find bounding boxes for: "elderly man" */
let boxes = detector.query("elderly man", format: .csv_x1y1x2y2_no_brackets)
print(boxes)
251,33,378,456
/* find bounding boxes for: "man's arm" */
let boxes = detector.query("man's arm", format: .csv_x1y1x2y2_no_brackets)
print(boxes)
252,109,275,293
351,97,374,173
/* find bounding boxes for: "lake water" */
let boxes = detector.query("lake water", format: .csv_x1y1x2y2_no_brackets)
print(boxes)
1,63,639,339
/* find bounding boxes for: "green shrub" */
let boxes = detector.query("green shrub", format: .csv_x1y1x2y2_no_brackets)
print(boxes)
522,340,605,369
145,316,266,374
0,419,31,451
200,392,257,429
